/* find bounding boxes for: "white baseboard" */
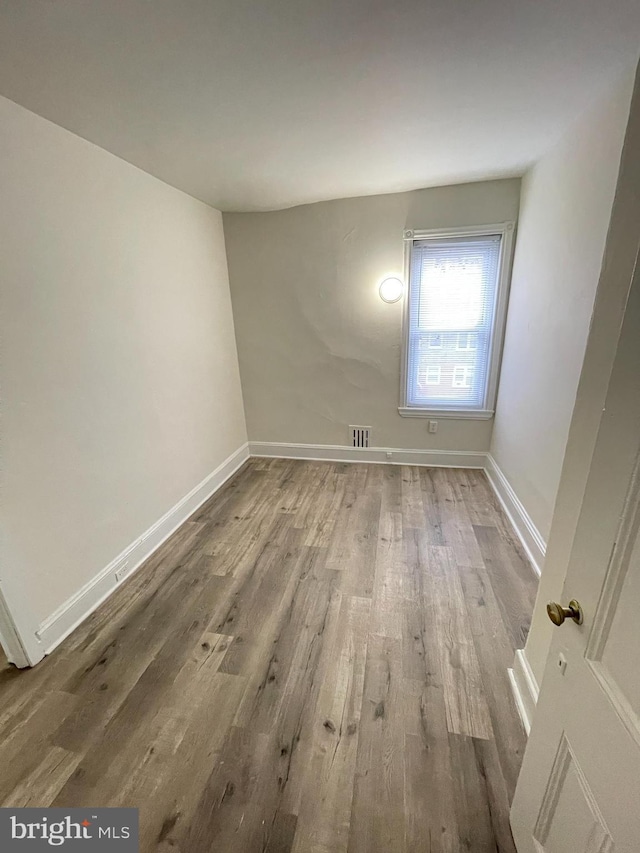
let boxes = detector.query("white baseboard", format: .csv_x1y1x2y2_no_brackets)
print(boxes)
35,443,250,656
508,648,540,735
484,454,546,577
249,441,486,469
0,587,33,668
484,455,543,730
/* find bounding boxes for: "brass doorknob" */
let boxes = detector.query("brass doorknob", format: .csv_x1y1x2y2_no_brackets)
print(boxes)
547,600,583,626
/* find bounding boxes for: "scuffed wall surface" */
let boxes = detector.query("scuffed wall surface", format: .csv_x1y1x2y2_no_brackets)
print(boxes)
225,179,520,450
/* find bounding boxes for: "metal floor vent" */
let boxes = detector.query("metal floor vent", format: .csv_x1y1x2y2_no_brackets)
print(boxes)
350,425,371,448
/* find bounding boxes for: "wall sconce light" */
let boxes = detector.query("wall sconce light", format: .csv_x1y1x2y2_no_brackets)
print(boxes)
379,276,404,303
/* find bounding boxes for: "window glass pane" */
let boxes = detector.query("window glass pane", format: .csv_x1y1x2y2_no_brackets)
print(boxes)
456,332,477,350
406,234,501,409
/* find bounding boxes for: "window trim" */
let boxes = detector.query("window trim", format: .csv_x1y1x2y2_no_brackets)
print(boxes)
398,221,515,420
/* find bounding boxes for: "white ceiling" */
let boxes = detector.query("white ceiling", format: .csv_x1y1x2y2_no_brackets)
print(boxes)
0,1,639,212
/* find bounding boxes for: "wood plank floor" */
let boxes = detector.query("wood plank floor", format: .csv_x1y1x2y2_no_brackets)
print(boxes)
0,459,537,852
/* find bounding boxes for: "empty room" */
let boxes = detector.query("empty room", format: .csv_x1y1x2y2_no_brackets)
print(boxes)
1,2,640,851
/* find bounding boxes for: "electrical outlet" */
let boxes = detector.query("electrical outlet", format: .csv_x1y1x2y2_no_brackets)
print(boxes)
428,420,438,434
115,561,130,583
386,451,392,459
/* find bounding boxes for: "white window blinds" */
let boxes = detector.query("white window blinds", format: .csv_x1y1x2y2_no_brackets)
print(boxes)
405,233,503,411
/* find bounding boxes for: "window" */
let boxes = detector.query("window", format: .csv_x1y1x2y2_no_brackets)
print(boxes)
452,365,474,388
456,332,477,351
419,365,441,386
400,223,514,419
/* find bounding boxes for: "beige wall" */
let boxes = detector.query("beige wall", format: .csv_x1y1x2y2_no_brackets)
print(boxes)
0,96,247,631
523,62,640,688
224,179,520,452
490,70,635,544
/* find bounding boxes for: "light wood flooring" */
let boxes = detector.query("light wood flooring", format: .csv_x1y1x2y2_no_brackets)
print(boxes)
0,459,537,852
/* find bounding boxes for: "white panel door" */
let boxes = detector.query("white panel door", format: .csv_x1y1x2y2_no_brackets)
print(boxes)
510,237,640,852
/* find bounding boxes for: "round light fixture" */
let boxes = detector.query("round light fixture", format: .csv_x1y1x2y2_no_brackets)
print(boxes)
379,276,404,303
